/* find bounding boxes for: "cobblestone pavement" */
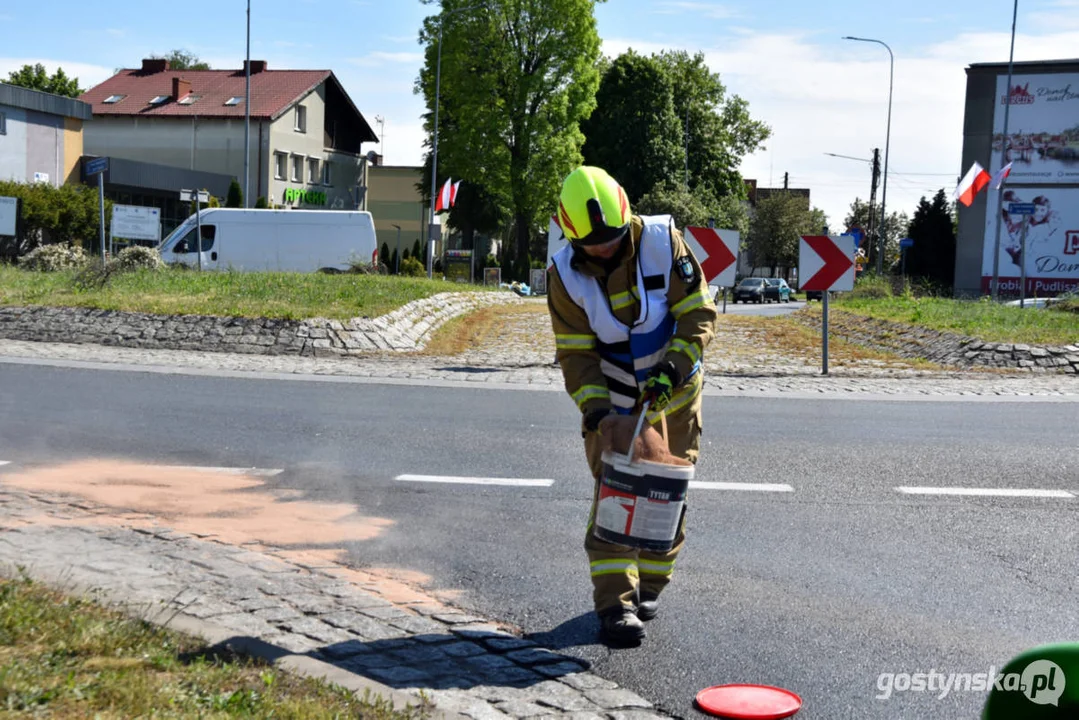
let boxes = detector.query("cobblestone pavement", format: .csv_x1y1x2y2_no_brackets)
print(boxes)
1,300,1076,397
0,484,663,720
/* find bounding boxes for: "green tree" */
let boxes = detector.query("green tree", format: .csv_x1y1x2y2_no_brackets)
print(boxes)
581,51,683,204
0,180,110,260
845,198,909,272
904,189,956,289
150,50,210,70
747,192,824,277
390,248,400,274
654,50,770,199
5,63,83,98
225,179,243,208
636,180,749,237
412,239,422,263
416,0,603,282
380,242,390,268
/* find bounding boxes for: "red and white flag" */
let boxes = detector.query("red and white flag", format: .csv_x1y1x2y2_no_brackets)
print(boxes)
435,178,453,213
953,162,991,207
451,180,461,206
989,162,1012,190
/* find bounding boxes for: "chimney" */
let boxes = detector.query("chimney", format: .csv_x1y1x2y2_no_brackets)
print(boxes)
244,60,268,74
141,58,169,74
172,77,191,101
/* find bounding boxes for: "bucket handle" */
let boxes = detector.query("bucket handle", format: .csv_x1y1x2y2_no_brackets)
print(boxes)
626,401,667,465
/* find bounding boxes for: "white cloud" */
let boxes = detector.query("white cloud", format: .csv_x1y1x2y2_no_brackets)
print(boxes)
0,57,115,89
602,25,1079,226
652,1,738,19
350,51,425,68
384,35,418,44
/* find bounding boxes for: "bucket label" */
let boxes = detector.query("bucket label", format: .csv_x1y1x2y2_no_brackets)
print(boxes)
595,481,684,543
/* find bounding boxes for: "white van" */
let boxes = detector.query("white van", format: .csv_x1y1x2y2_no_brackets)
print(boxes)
158,208,378,273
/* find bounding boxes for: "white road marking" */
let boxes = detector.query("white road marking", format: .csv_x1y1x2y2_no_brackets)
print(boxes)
395,474,554,487
160,465,284,477
689,481,794,493
896,486,1075,499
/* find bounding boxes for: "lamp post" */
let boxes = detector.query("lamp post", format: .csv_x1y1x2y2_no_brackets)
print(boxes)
990,0,1019,301
427,1,488,279
392,223,402,274
843,36,893,275
243,0,251,208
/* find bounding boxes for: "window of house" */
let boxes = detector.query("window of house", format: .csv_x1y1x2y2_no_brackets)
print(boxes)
308,158,320,184
294,105,307,133
149,95,169,105
292,155,304,183
321,161,331,186
178,95,200,105
225,96,244,106
274,152,287,180
103,94,125,104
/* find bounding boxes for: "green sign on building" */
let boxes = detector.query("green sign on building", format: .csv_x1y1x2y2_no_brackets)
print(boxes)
284,188,327,206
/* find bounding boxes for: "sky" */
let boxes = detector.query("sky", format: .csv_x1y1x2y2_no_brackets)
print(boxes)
3,0,1079,227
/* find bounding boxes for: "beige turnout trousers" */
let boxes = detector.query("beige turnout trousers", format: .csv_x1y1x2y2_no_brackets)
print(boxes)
582,388,703,613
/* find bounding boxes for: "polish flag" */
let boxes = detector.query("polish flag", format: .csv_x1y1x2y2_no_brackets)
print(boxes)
451,180,461,206
434,178,453,213
953,162,991,207
989,162,1012,190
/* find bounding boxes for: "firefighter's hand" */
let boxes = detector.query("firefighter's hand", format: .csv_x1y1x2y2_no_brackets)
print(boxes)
637,360,681,413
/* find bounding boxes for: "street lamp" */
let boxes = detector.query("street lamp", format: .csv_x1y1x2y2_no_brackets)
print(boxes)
243,0,251,208
843,35,893,275
427,1,488,279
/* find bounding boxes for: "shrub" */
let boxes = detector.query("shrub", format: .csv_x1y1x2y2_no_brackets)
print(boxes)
226,179,243,208
255,196,268,209
111,246,165,272
848,274,893,300
400,256,425,277
17,243,88,271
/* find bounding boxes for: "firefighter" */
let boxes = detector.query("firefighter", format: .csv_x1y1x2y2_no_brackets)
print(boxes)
546,166,717,646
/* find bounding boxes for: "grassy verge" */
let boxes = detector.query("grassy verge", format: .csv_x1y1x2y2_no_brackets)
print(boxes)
421,301,546,355
829,296,1078,346
0,574,428,719
0,264,483,321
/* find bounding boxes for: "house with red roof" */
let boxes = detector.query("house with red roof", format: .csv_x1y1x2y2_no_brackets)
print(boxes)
78,58,379,235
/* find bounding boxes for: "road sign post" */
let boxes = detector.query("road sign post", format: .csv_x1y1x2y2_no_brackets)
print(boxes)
800,235,856,376
1008,203,1036,307
85,157,110,269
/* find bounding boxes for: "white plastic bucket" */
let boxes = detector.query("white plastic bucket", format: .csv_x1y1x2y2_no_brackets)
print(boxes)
593,449,694,553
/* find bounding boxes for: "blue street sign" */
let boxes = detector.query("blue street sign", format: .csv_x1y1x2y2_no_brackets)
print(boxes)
900,237,914,249
847,226,865,245
85,157,109,175
1008,202,1036,215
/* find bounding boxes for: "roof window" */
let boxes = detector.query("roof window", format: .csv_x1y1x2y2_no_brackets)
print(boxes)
178,95,201,105
103,94,126,104
149,95,170,105
225,96,244,106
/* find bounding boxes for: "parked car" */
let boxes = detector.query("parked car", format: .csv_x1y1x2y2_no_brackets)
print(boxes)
733,277,768,303
764,278,792,303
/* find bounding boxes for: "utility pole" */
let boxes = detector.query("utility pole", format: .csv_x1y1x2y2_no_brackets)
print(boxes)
868,148,881,268
783,172,788,190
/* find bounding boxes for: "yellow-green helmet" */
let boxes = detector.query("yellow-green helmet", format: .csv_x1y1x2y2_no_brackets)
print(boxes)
558,166,631,246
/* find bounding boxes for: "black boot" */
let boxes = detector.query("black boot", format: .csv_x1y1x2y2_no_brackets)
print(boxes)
636,590,660,621
599,605,646,646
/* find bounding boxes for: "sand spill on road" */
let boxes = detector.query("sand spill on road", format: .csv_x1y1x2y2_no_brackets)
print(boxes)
1,459,394,548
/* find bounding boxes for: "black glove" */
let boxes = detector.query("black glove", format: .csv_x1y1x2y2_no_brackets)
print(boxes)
636,360,682,413
583,407,613,435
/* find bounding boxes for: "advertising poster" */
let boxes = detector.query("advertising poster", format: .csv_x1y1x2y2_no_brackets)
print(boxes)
992,73,1079,184
443,249,473,284
982,187,1079,295
0,197,17,237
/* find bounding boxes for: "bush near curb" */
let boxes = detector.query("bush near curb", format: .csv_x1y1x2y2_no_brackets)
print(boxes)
16,243,87,272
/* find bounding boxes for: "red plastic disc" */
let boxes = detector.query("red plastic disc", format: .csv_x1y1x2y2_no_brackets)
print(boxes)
695,684,802,719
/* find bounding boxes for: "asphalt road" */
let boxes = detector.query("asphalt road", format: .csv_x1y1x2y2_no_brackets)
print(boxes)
1,361,1076,720
709,287,805,317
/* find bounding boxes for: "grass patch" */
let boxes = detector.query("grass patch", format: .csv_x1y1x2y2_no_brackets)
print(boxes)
0,264,482,321
831,295,1079,346
718,314,939,368
421,301,546,356
0,574,429,719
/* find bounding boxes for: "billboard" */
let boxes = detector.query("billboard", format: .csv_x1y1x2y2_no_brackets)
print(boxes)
992,73,1079,184
982,187,1079,295
111,204,161,242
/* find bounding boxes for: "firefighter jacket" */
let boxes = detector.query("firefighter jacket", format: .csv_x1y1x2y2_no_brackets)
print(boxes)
547,214,718,422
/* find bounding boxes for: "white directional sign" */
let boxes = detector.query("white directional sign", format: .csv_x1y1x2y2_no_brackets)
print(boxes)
547,215,566,270
799,235,856,292
110,204,161,243
179,189,210,203
684,226,739,287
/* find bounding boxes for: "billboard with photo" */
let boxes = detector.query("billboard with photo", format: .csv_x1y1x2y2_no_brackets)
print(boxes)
992,73,1079,184
982,187,1079,295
